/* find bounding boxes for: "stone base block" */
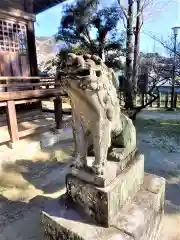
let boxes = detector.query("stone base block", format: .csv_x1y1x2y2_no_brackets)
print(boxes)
67,153,144,227
71,150,138,188
41,173,165,240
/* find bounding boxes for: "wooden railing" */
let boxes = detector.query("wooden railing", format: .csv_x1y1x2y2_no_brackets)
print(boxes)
0,76,65,147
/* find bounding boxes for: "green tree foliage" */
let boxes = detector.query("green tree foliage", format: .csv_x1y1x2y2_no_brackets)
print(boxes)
53,45,89,69
55,0,125,69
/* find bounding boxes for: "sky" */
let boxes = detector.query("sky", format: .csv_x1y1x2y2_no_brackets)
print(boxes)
34,0,180,55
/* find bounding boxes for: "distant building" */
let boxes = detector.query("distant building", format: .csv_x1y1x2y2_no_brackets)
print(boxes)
115,69,124,87
157,83,180,93
114,56,125,87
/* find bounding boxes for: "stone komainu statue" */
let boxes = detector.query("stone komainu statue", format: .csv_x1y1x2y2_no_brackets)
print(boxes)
58,53,136,175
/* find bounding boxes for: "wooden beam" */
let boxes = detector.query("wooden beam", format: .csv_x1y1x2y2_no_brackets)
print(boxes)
0,82,58,88
0,76,55,81
0,89,60,101
54,96,63,129
26,21,38,77
0,98,57,107
6,100,19,144
0,93,67,106
0,122,56,145
18,123,55,138
15,98,52,105
0,8,35,21
24,0,34,13
0,109,43,125
34,0,65,14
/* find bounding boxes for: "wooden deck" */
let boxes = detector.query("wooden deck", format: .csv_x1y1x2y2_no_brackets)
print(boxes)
0,76,67,147
0,110,55,144
0,98,72,144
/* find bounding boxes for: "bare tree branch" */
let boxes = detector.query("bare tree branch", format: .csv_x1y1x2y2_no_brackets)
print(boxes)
117,0,128,19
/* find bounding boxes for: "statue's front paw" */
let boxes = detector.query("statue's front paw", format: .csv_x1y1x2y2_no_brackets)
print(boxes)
72,151,78,158
71,156,85,169
92,164,104,176
109,148,125,162
112,151,124,160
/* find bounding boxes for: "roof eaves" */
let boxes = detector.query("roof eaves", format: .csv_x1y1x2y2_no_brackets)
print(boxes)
34,0,65,14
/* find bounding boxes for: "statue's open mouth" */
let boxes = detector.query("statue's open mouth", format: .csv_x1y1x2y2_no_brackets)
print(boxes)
77,68,90,76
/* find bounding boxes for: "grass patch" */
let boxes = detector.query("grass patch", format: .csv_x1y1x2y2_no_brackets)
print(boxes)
136,118,180,137
136,118,180,152
140,108,180,114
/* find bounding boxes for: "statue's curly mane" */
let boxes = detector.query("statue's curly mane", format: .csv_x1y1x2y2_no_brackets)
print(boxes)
61,53,120,116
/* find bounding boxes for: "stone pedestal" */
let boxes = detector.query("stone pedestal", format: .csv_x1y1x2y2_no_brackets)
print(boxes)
70,149,137,188
41,152,165,240
66,153,144,227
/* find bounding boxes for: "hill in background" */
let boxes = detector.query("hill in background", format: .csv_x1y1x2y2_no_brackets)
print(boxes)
36,36,63,75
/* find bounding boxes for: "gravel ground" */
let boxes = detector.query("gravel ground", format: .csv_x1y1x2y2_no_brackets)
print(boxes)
138,109,180,120
137,110,180,240
0,110,179,239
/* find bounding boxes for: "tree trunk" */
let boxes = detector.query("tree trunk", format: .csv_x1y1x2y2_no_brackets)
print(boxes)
175,92,177,108
125,0,134,109
100,49,105,62
157,92,161,108
99,43,105,62
150,96,153,107
165,93,169,108
132,0,141,102
141,93,144,106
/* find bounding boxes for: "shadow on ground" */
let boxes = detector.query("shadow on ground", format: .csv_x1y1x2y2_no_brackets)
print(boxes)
1,159,68,194
0,137,75,239
0,191,100,240
0,194,64,239
0,140,74,195
137,117,180,218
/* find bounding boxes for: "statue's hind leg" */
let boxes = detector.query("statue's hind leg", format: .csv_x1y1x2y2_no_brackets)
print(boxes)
110,117,136,161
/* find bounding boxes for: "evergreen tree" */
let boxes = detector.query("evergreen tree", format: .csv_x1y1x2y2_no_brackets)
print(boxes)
55,0,125,69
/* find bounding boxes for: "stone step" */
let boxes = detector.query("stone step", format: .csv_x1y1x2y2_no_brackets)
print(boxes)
41,173,165,240
113,174,165,240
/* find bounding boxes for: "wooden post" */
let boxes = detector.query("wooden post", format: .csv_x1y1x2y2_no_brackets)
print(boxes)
6,100,19,146
134,93,137,106
119,91,122,105
177,93,179,108
174,92,177,108
165,93,169,108
145,94,148,105
26,20,38,76
150,96,153,107
26,20,41,109
157,92,161,108
54,96,63,129
141,93,144,106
